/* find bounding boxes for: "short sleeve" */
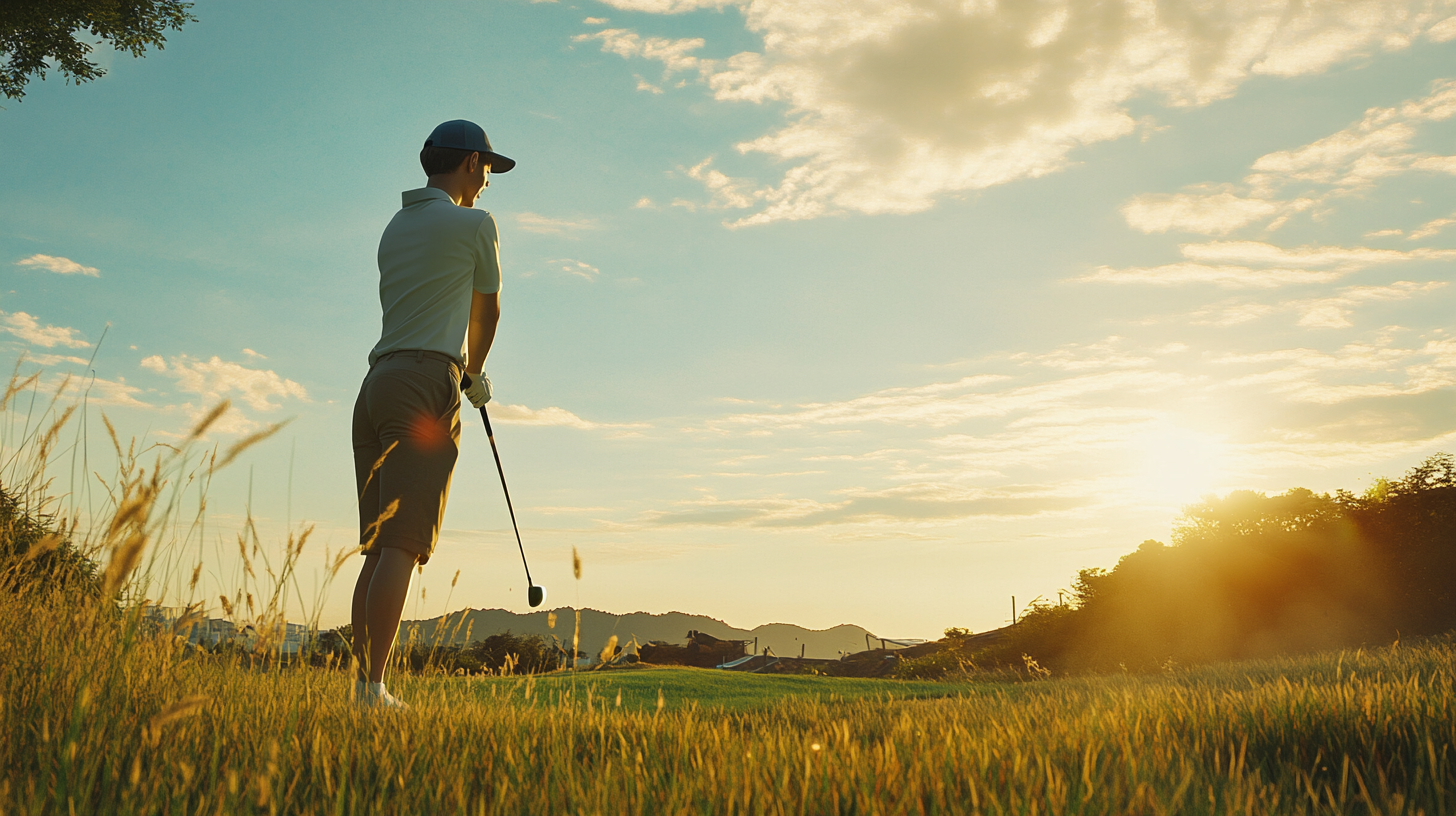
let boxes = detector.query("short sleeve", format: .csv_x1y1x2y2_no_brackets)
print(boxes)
473,213,503,294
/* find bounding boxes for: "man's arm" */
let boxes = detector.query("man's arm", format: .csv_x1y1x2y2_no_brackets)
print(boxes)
465,290,500,375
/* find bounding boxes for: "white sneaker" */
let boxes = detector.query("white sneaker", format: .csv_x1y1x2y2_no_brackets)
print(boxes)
359,681,410,711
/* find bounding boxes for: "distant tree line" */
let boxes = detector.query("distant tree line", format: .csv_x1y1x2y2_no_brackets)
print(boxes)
318,625,559,676
968,452,1456,674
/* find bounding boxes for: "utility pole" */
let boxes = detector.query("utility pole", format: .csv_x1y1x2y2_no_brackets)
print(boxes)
1011,595,1017,624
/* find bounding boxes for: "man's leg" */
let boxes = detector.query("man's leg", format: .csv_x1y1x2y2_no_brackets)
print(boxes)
350,553,379,684
364,546,418,683
351,374,385,685
351,354,460,700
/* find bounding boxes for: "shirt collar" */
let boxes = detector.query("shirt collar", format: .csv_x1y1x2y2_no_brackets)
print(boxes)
402,187,453,207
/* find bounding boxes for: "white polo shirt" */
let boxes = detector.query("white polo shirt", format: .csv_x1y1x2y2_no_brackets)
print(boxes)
368,186,502,366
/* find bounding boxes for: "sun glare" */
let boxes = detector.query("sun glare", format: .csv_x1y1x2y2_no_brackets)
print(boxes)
1129,422,1230,507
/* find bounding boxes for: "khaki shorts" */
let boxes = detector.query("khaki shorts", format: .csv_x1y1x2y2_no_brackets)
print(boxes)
352,350,462,565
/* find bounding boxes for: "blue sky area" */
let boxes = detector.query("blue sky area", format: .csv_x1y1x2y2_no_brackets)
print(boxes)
2,0,1454,637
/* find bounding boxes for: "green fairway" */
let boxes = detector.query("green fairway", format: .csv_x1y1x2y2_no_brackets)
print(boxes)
447,665,980,713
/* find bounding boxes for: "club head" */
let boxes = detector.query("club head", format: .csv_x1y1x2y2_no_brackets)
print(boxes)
528,585,545,608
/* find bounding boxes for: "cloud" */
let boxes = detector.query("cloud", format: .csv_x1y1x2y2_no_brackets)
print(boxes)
582,1,1454,225
14,254,100,277
242,348,266,359
594,0,734,10
0,311,89,348
635,75,664,94
1245,81,1456,196
547,258,601,281
602,331,1456,538
489,402,649,430
140,354,308,411
1075,241,1456,288
1408,211,1456,240
84,376,150,408
1121,191,1292,235
1215,338,1456,404
514,212,600,235
1125,79,1456,234
639,485,1085,528
1179,241,1456,267
1290,281,1447,329
708,368,1183,431
1074,263,1344,288
29,353,90,366
1183,281,1449,328
634,197,658,209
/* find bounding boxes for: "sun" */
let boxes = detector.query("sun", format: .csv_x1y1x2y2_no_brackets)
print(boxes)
1129,422,1231,508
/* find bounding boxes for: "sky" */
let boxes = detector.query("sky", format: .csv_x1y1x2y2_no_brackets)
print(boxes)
1,0,1454,639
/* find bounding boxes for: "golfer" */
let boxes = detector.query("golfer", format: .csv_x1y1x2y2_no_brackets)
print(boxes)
350,120,515,709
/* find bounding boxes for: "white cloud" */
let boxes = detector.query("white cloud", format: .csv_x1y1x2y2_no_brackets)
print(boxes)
594,0,733,10
1179,240,1456,267
1074,263,1344,288
489,402,649,430
1215,338,1456,403
84,376,150,408
547,258,601,281
514,212,600,235
1182,281,1448,328
1290,281,1448,329
15,254,100,277
1125,79,1456,234
0,311,89,348
582,0,1454,225
638,483,1085,528
1121,191,1290,235
634,196,658,209
1245,81,1456,195
1408,211,1456,240
708,368,1182,432
683,158,762,209
242,348,266,359
1076,241,1456,288
140,354,308,411
30,353,90,366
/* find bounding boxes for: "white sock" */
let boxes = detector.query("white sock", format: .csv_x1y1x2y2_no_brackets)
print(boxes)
369,681,387,697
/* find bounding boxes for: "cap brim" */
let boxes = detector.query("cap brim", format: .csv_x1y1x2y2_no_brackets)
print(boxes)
484,151,515,173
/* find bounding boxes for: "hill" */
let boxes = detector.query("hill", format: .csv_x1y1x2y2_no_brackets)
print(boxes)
400,607,875,660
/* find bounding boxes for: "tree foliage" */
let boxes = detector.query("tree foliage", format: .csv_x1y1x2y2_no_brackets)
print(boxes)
0,0,195,101
0,483,98,595
980,453,1456,674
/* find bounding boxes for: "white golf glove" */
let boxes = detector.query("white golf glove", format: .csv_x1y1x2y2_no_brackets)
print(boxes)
463,372,492,408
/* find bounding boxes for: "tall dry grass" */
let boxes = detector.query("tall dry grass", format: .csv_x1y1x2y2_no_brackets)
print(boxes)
3,364,1456,814
3,595,1454,815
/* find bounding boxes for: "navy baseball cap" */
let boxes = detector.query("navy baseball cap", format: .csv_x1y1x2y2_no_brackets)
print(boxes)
423,119,516,173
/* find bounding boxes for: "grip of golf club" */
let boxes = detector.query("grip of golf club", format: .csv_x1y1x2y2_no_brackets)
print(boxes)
460,372,495,434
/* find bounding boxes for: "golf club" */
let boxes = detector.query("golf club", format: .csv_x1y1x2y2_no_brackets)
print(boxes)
461,373,545,608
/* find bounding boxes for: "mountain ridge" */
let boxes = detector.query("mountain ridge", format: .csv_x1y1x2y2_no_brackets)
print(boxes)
401,607,879,660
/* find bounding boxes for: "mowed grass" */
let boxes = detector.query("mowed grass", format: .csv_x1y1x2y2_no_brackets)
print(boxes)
5,588,1455,815
462,665,975,713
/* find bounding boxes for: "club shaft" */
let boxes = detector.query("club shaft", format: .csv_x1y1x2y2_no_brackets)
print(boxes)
479,406,533,586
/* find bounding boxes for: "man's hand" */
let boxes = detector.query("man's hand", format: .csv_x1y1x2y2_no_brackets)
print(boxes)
463,372,492,408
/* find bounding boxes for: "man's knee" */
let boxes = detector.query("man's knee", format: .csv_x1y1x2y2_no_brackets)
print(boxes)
375,542,423,568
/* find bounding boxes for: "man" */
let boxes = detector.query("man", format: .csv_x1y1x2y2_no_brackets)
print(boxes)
350,119,515,709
